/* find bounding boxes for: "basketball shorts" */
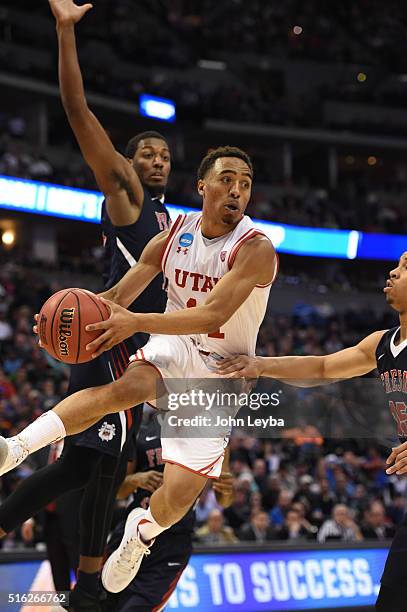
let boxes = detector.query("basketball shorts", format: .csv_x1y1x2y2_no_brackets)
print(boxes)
129,335,243,478
68,334,147,458
380,515,407,591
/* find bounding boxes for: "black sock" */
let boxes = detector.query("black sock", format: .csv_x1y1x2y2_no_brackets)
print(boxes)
76,570,100,597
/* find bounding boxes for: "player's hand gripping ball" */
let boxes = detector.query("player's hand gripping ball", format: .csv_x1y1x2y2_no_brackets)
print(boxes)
37,288,110,364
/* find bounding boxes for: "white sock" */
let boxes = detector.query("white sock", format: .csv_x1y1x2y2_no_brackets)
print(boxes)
16,411,66,454
138,507,167,542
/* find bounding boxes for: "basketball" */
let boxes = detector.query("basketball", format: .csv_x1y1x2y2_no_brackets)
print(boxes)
37,288,110,364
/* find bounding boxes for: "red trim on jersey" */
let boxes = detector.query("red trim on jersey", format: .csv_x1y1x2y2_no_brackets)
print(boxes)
111,356,121,380
125,409,133,430
199,452,225,474
256,251,279,288
161,214,186,275
118,342,128,368
227,229,263,269
228,229,277,288
121,342,130,361
129,353,164,381
195,215,202,230
162,453,224,479
114,345,126,374
152,565,187,612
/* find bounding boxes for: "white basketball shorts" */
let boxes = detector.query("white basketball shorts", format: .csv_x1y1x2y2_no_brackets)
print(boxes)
129,334,231,478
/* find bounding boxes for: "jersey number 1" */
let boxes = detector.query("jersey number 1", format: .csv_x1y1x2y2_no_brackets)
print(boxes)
186,298,224,339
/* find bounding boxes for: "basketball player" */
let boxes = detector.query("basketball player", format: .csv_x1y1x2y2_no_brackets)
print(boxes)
104,414,233,612
217,251,407,612
0,0,171,608
0,145,277,593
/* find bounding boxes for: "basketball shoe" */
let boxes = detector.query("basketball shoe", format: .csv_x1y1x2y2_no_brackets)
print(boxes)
0,436,29,476
101,507,154,593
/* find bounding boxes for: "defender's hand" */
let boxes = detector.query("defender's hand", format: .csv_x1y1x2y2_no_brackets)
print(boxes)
85,298,138,358
136,471,163,493
213,472,234,507
48,0,93,26
218,355,263,378
386,441,407,475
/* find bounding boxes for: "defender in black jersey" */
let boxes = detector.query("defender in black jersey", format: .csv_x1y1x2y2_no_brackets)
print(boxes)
103,414,233,612
218,250,407,611
0,1,171,610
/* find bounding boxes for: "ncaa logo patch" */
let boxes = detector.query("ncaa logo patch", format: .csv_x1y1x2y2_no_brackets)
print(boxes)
98,422,116,442
179,233,193,248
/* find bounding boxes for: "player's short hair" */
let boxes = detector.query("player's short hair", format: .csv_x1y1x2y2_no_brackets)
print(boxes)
125,131,168,159
197,146,253,180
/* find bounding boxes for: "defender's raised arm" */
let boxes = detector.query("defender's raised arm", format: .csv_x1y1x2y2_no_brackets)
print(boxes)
49,0,144,224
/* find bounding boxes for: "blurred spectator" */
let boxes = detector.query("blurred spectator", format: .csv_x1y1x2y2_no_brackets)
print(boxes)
361,501,395,540
317,504,363,543
195,485,221,527
195,509,238,545
279,508,313,542
269,489,293,526
223,485,251,532
239,511,276,543
252,459,269,495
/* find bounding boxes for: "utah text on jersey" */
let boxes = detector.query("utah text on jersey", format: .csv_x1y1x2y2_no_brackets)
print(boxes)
161,211,278,357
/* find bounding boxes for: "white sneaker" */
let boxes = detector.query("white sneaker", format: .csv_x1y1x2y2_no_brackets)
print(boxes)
0,436,29,476
102,507,154,593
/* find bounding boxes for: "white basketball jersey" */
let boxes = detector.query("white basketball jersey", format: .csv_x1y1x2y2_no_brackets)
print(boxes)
161,212,278,357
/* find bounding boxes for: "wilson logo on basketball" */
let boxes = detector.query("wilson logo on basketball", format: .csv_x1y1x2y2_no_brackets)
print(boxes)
58,308,75,357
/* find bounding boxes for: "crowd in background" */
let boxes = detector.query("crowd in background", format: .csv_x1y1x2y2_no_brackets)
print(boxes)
0,258,402,549
1,0,407,130
2,116,407,235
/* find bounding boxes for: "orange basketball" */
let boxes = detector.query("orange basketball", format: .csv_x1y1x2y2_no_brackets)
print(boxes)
37,288,110,364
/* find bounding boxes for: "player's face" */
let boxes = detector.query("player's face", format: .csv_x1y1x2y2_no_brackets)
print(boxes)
385,251,407,312
198,157,253,227
131,138,171,194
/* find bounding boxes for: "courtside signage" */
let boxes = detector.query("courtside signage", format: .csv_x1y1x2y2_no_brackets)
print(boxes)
168,548,387,610
0,547,387,611
0,175,403,260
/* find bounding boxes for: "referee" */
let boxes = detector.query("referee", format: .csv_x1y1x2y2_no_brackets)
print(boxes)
0,2,171,611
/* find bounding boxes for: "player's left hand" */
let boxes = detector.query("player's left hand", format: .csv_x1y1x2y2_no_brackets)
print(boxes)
386,440,407,475
85,298,138,358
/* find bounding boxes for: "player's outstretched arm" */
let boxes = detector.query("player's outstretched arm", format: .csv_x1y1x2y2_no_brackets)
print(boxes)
86,235,275,357
49,0,144,224
218,330,386,384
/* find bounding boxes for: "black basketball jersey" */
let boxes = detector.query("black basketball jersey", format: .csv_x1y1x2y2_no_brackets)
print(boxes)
129,417,195,536
101,186,170,315
376,326,407,441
